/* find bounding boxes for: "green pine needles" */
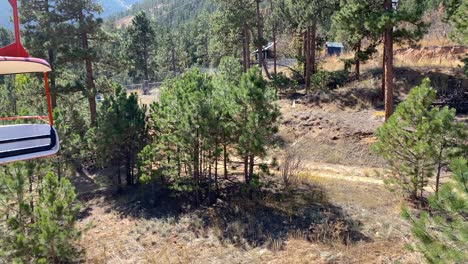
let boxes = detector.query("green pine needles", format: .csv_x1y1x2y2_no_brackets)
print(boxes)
0,162,81,263
372,78,467,200
401,157,468,263
139,58,279,204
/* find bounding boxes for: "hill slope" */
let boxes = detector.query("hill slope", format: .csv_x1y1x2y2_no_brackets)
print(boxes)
0,0,141,28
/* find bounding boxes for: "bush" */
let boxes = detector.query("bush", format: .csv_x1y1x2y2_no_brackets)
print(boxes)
271,73,292,93
311,70,331,91
280,149,303,191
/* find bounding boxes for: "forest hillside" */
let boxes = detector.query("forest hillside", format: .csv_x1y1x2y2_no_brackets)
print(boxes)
0,0,467,263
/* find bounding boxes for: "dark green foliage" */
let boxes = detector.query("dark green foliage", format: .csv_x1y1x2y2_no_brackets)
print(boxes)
372,78,467,200
310,70,331,91
236,67,280,183
96,85,147,186
0,26,13,46
51,106,89,177
124,11,155,81
443,0,467,45
140,58,279,204
401,157,468,263
332,0,381,77
0,163,80,263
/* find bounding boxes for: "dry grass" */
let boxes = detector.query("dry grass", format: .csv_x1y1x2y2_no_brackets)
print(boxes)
76,169,422,263
321,43,465,74
127,89,160,105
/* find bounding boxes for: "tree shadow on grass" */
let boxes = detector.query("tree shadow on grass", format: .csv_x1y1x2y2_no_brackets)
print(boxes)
93,174,370,250
196,178,370,249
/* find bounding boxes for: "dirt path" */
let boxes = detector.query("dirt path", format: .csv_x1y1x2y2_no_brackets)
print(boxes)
302,161,384,185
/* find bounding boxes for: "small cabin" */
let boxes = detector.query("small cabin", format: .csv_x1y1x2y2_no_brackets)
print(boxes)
252,42,275,61
325,42,344,56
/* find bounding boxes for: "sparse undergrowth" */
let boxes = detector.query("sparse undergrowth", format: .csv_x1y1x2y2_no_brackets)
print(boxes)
76,171,420,263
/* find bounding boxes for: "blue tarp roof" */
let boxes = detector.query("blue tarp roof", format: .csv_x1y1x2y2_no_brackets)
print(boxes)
326,42,344,48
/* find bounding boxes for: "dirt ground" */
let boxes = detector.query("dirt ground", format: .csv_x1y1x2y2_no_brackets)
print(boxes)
75,172,419,264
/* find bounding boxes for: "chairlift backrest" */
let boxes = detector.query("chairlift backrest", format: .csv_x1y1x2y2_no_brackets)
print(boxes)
0,124,59,165
0,0,60,165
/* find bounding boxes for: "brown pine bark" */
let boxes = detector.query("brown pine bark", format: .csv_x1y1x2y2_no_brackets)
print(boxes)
45,1,57,109
309,23,316,75
143,36,149,81
246,28,251,70
256,0,263,70
273,36,277,75
355,40,361,80
270,0,277,75
305,28,310,92
298,33,303,61
80,12,97,126
244,155,249,184
47,49,57,109
242,27,248,72
383,0,394,121
381,39,386,99
249,155,255,180
303,31,307,79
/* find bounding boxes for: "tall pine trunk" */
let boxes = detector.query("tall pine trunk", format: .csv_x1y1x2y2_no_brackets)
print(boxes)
244,155,249,184
223,141,228,180
303,31,307,79
256,0,263,71
305,27,311,93
355,40,361,80
215,153,219,197
194,131,200,206
309,23,316,75
47,49,57,109
80,13,97,126
45,1,57,109
435,144,445,196
242,27,246,72
208,150,213,204
143,39,149,81
249,155,255,180
381,44,386,99
383,0,394,121
271,0,277,75
243,26,248,72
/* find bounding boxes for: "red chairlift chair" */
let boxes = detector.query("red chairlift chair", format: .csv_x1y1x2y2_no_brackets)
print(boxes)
0,0,59,164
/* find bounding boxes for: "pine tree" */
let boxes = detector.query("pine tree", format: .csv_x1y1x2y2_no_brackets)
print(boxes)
331,0,381,79
443,0,467,45
0,162,80,263
372,78,466,200
283,0,339,92
31,172,81,263
56,0,105,126
236,66,280,185
21,0,62,108
377,0,428,120
96,85,147,187
124,11,156,82
401,157,468,263
214,0,256,72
